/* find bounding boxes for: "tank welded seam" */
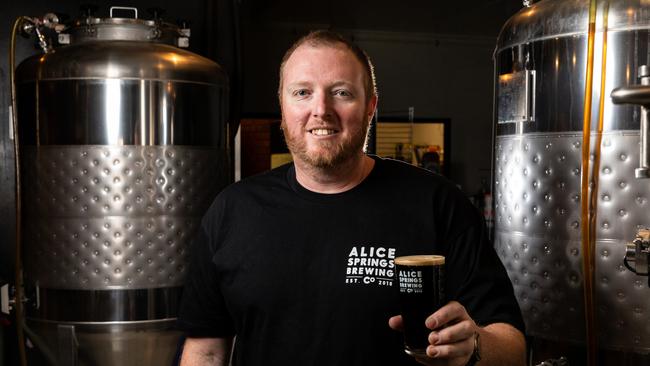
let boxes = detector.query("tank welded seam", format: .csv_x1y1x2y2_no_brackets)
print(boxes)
495,130,640,141
25,145,225,151
25,317,178,326
494,232,581,243
496,27,649,54
16,77,225,87
495,231,624,246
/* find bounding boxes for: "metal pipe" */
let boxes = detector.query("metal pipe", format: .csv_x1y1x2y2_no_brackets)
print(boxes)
637,66,650,178
610,67,650,178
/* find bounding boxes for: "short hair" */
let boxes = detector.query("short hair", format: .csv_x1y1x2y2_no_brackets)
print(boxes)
278,30,377,102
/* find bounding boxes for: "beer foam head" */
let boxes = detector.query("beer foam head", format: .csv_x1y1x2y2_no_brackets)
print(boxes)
394,255,445,266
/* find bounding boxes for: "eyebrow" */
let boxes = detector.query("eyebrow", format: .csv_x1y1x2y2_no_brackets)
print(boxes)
286,80,356,90
330,81,357,89
285,82,311,89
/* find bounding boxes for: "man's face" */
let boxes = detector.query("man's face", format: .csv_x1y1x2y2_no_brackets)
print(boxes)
280,44,377,169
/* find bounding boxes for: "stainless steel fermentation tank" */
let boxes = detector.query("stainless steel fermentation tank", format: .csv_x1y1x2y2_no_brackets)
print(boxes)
14,8,229,365
494,0,650,357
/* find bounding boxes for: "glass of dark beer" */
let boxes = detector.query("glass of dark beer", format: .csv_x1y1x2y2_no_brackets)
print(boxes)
394,255,445,357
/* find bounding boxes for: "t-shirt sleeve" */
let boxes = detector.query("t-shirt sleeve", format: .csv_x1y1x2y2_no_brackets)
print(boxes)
177,206,236,338
444,203,525,333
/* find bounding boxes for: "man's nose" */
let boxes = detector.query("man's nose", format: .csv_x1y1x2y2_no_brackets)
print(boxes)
312,92,332,119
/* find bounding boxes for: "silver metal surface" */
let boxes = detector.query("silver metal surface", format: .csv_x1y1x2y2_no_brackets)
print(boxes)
28,288,181,322
16,41,225,83
21,145,222,289
634,98,650,179
497,130,650,350
495,133,585,343
496,1,650,351
625,242,638,266
639,95,648,177
27,318,181,366
632,240,648,275
64,10,188,47
495,133,583,239
497,0,650,52
15,9,229,365
496,26,650,135
612,66,650,180
595,239,650,351
495,231,586,343
497,70,536,124
635,168,650,178
110,6,138,19
57,324,78,366
495,132,650,351
624,229,650,277
17,79,227,146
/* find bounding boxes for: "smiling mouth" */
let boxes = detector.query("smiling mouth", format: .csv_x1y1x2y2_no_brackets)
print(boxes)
309,128,338,136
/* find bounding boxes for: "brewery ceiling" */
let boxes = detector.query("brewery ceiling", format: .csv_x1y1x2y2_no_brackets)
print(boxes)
243,0,525,37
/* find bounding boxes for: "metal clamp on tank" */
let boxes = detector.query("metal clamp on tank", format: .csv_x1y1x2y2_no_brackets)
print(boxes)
611,65,650,179
624,229,650,286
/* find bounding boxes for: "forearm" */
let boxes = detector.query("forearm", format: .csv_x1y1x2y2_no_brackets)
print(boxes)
180,337,233,366
477,323,525,366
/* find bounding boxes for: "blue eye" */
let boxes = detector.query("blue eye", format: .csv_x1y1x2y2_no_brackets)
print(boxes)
334,89,352,97
293,89,310,97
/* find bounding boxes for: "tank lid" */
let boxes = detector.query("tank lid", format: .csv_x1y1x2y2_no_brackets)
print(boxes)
60,6,190,48
497,0,650,52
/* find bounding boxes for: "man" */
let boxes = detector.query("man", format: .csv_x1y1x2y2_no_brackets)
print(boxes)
178,30,525,366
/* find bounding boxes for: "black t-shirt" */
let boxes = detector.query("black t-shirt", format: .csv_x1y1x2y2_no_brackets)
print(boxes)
178,156,524,365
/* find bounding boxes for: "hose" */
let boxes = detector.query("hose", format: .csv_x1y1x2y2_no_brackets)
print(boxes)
580,1,610,365
10,15,30,366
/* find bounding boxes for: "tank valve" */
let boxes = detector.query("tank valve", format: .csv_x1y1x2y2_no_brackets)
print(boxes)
18,14,66,53
624,229,650,285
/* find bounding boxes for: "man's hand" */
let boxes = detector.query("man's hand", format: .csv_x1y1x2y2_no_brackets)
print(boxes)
389,301,525,366
389,301,478,366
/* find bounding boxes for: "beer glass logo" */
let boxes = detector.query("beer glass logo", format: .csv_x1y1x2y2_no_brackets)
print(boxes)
398,270,424,293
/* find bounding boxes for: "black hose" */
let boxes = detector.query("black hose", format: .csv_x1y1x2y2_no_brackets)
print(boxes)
10,15,30,366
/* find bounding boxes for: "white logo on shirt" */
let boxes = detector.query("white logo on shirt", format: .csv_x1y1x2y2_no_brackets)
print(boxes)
345,246,396,287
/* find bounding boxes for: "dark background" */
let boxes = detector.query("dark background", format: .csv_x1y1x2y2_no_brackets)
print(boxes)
0,0,523,363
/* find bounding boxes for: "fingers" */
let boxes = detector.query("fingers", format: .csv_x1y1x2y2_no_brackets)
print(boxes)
388,315,404,331
426,335,474,360
425,301,469,330
391,302,478,365
422,301,477,364
428,319,475,345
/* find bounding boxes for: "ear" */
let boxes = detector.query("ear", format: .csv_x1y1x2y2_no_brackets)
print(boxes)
367,94,378,119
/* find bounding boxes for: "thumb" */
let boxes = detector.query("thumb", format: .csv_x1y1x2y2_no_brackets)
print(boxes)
388,315,404,331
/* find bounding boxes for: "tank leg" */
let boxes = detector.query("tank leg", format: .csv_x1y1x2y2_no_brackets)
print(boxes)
57,324,78,366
